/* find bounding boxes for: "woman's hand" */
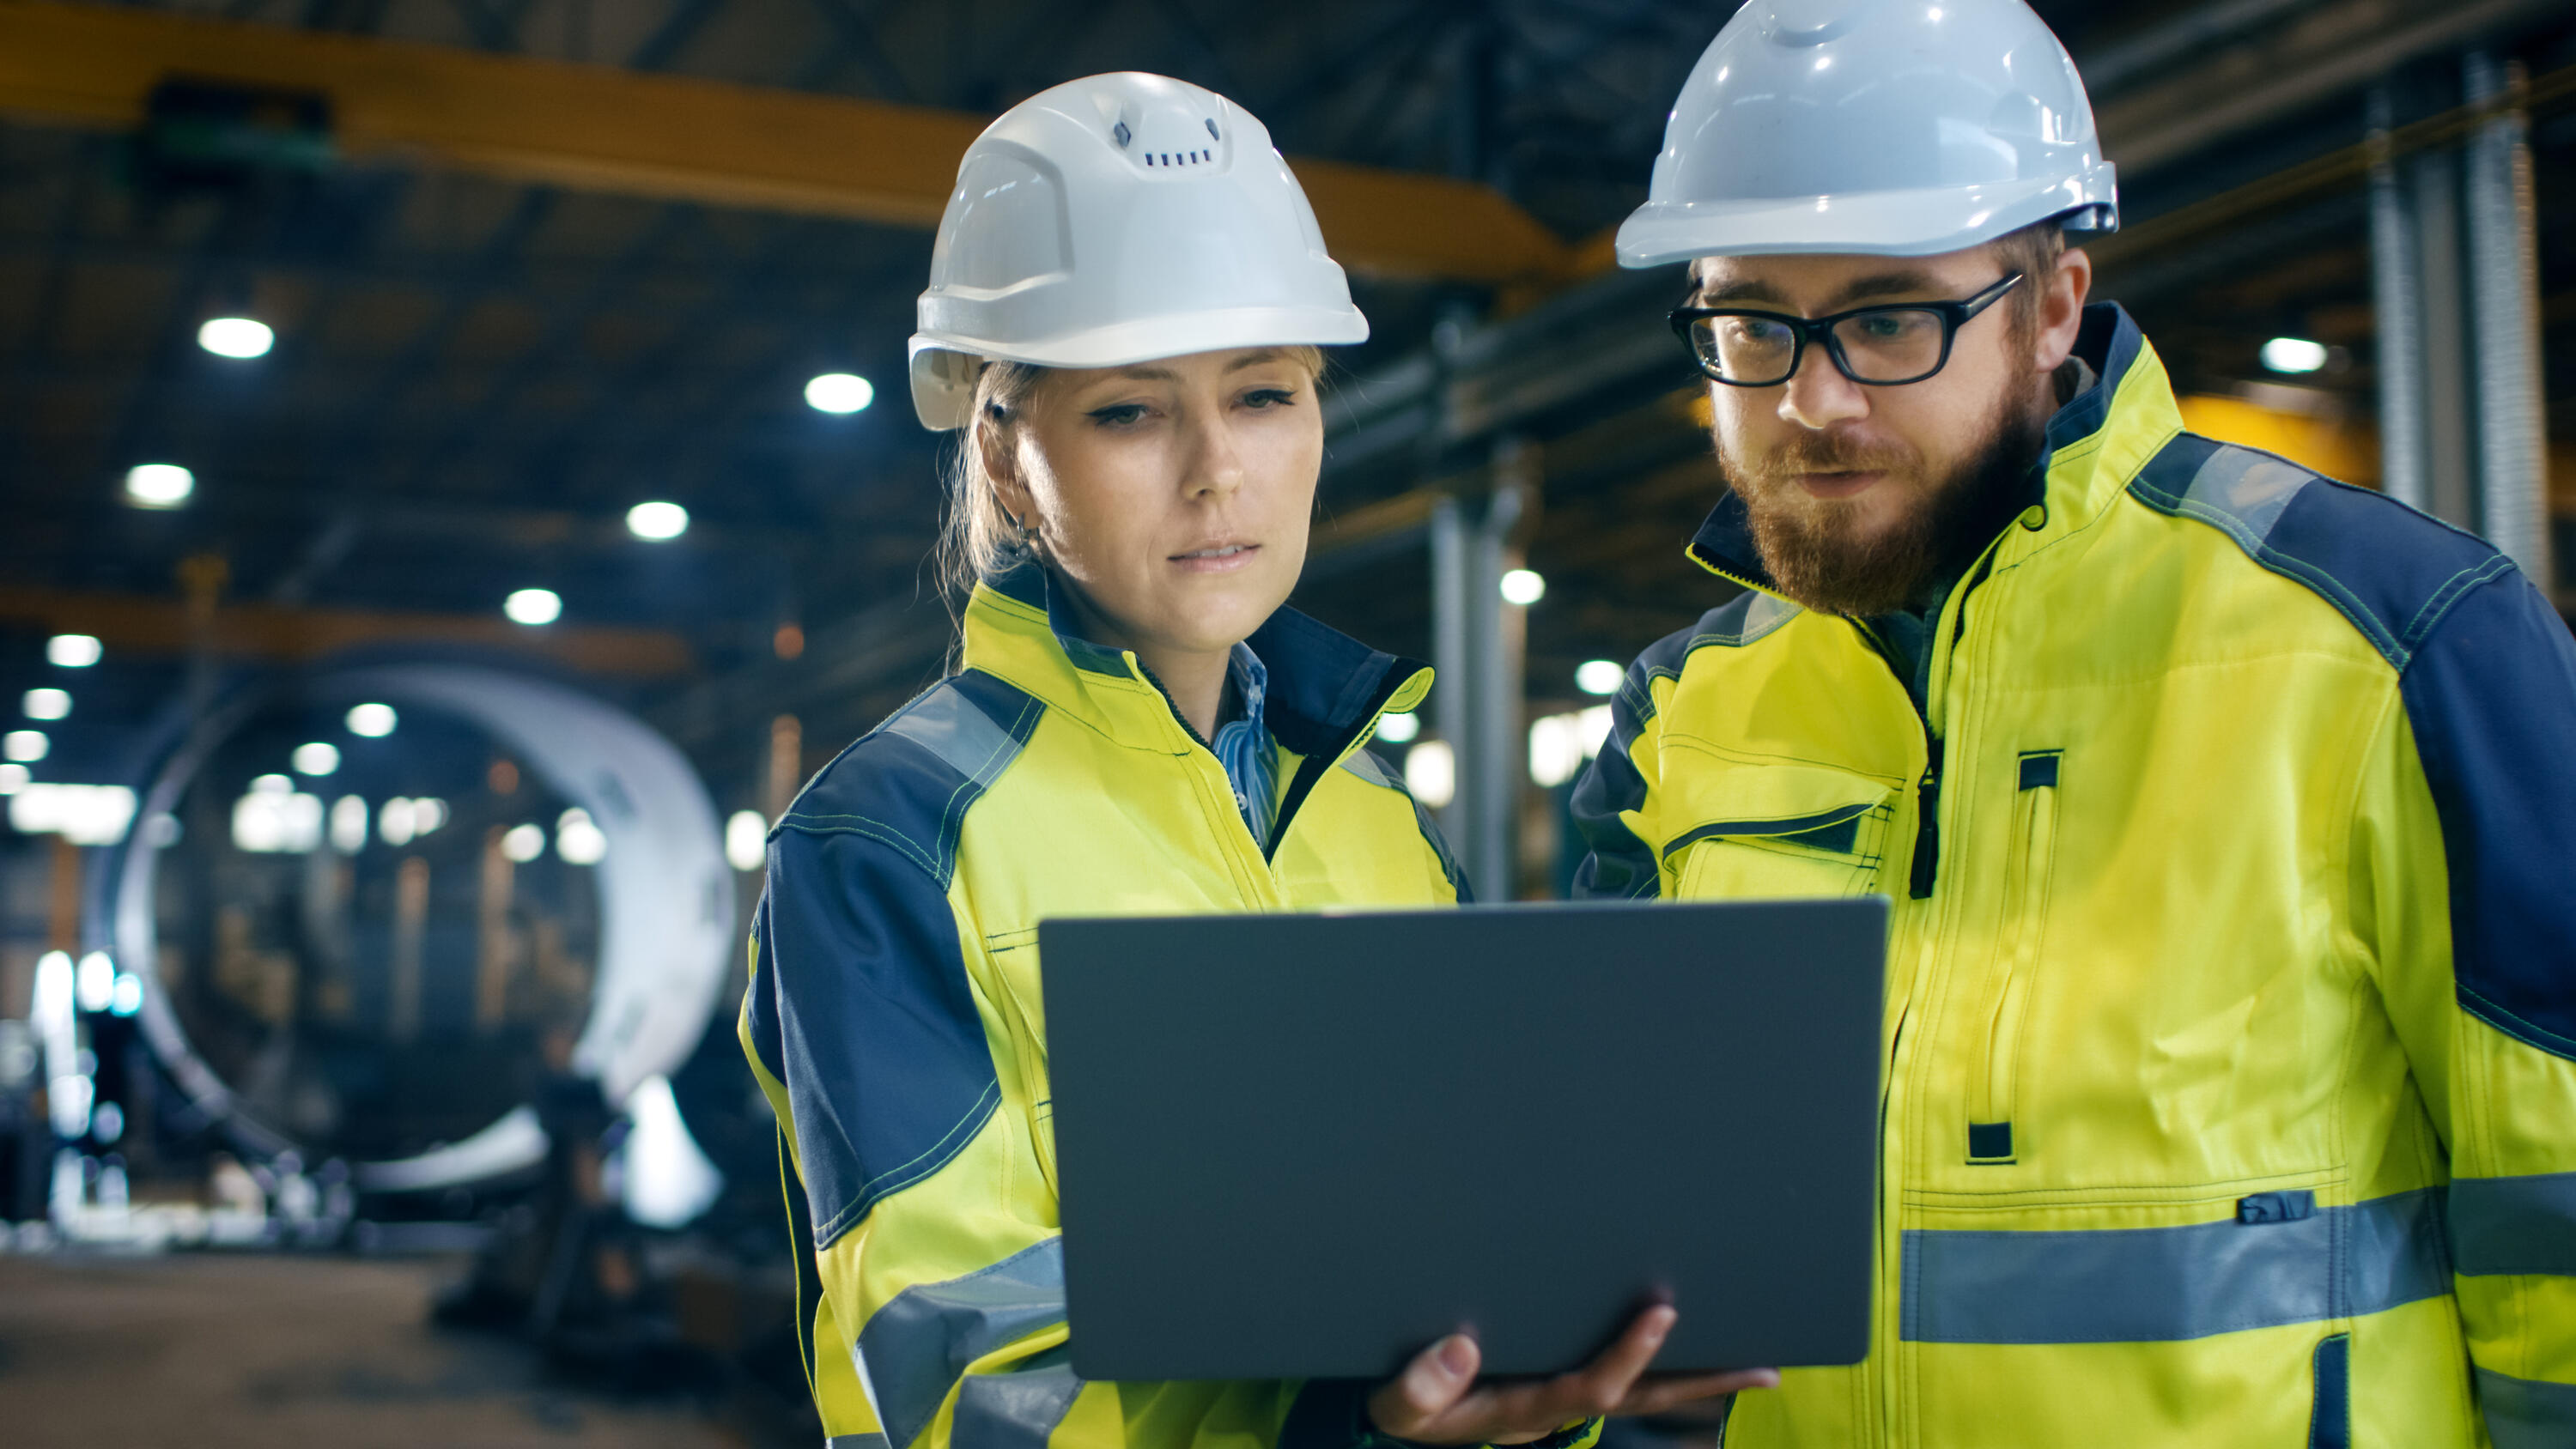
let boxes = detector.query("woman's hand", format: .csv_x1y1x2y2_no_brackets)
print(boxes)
1363,1306,1779,1446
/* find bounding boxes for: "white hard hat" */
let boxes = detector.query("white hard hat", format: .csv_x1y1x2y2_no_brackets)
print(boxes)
908,73,1368,430
1616,0,2117,267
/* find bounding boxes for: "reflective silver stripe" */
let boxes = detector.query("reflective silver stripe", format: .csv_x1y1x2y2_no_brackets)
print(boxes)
883,689,1023,791
829,1436,893,1449
2477,1368,2576,1449
860,1238,1068,1449
2452,1171,2576,1276
952,1347,1084,1449
1902,1188,2450,1344
2182,445,2314,552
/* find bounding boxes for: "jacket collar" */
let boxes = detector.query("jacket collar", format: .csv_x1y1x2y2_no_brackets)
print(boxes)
1685,301,2157,597
965,560,1431,760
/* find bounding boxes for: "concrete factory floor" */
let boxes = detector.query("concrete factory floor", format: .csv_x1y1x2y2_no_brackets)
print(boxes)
0,1250,752,1448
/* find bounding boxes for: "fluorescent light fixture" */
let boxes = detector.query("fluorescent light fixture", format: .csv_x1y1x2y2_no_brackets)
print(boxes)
232,789,322,852
4,730,46,763
626,500,689,540
726,809,768,871
23,688,70,720
501,823,546,864
292,741,340,776
1500,568,1547,606
805,372,875,414
504,588,562,626
1376,712,1421,744
46,634,101,668
328,795,368,853
2260,336,2329,374
124,463,194,508
1529,713,1589,788
1403,739,1456,809
345,702,397,737
8,783,137,845
556,807,607,865
0,763,27,793
76,953,115,1014
197,317,275,359
1575,659,1624,696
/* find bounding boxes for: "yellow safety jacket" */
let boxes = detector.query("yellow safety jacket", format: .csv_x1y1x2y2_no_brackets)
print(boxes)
1573,306,2576,1449
739,562,1473,1449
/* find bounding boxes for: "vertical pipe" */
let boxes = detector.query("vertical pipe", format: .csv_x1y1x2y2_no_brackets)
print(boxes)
766,712,803,821
1428,496,1470,874
2410,146,2477,531
2463,52,2553,586
477,828,516,1031
1466,480,1522,903
389,855,427,1044
2367,86,2428,512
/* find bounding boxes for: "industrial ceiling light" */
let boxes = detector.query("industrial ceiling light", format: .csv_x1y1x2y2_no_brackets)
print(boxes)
805,372,875,414
1500,568,1547,605
197,316,274,359
291,741,340,776
1576,659,1624,696
124,463,194,508
345,702,398,737
4,731,47,763
2260,336,2328,374
46,634,101,668
1376,712,1421,744
626,500,689,540
22,688,70,721
504,588,562,626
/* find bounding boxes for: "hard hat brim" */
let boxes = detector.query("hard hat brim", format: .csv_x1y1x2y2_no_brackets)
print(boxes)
908,304,1368,431
1615,171,2117,270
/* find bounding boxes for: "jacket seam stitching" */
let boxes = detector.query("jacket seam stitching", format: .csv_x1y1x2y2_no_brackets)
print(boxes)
813,1082,1002,1247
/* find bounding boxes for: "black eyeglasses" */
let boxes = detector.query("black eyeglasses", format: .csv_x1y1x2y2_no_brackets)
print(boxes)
1668,272,2024,388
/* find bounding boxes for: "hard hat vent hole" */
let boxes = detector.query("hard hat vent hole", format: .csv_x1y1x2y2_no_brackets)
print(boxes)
1204,118,1220,141
1112,121,1132,149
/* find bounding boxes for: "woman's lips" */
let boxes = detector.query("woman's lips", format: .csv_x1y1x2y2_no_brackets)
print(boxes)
1170,543,1261,574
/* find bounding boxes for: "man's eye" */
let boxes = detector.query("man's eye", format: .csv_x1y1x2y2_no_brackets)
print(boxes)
1730,318,1791,346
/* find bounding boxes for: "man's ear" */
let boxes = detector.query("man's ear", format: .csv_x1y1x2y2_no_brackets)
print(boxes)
2033,247,2093,373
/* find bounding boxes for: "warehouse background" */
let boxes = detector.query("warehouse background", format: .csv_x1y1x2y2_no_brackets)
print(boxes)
1,0,2571,1443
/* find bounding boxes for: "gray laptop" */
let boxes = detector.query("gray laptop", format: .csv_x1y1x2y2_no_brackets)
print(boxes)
1038,898,1885,1382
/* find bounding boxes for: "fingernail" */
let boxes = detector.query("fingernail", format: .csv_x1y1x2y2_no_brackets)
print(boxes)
1437,1337,1475,1377
1647,1306,1678,1335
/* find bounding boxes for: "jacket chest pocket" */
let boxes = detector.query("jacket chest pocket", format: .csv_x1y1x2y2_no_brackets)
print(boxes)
1659,757,1900,901
981,925,1059,1194
1965,750,2062,1165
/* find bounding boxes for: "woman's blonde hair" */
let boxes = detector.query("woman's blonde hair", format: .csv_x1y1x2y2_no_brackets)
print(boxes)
933,346,1327,608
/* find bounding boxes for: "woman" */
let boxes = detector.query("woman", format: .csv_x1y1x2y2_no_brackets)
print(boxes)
739,73,1764,1449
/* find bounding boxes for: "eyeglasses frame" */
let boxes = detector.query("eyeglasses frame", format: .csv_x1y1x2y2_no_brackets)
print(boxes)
1668,271,2026,388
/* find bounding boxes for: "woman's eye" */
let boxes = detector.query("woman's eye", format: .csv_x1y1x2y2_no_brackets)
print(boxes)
1242,388,1297,409
1087,404,1149,427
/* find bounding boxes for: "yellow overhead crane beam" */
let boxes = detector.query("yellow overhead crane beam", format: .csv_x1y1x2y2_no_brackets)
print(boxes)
0,0,1577,285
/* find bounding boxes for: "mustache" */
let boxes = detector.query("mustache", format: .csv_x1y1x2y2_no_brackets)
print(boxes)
1741,431,1922,483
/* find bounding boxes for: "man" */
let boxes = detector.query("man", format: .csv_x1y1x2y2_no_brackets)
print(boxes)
1571,3,2576,1446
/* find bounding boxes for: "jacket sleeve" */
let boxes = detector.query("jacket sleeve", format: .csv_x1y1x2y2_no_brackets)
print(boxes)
1571,652,1669,901
2351,566,2576,1449
742,820,1546,1449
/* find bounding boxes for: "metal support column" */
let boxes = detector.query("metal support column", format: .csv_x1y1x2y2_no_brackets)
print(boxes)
2367,58,2553,585
2367,86,2428,513
1427,446,1534,903
2464,52,2552,586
